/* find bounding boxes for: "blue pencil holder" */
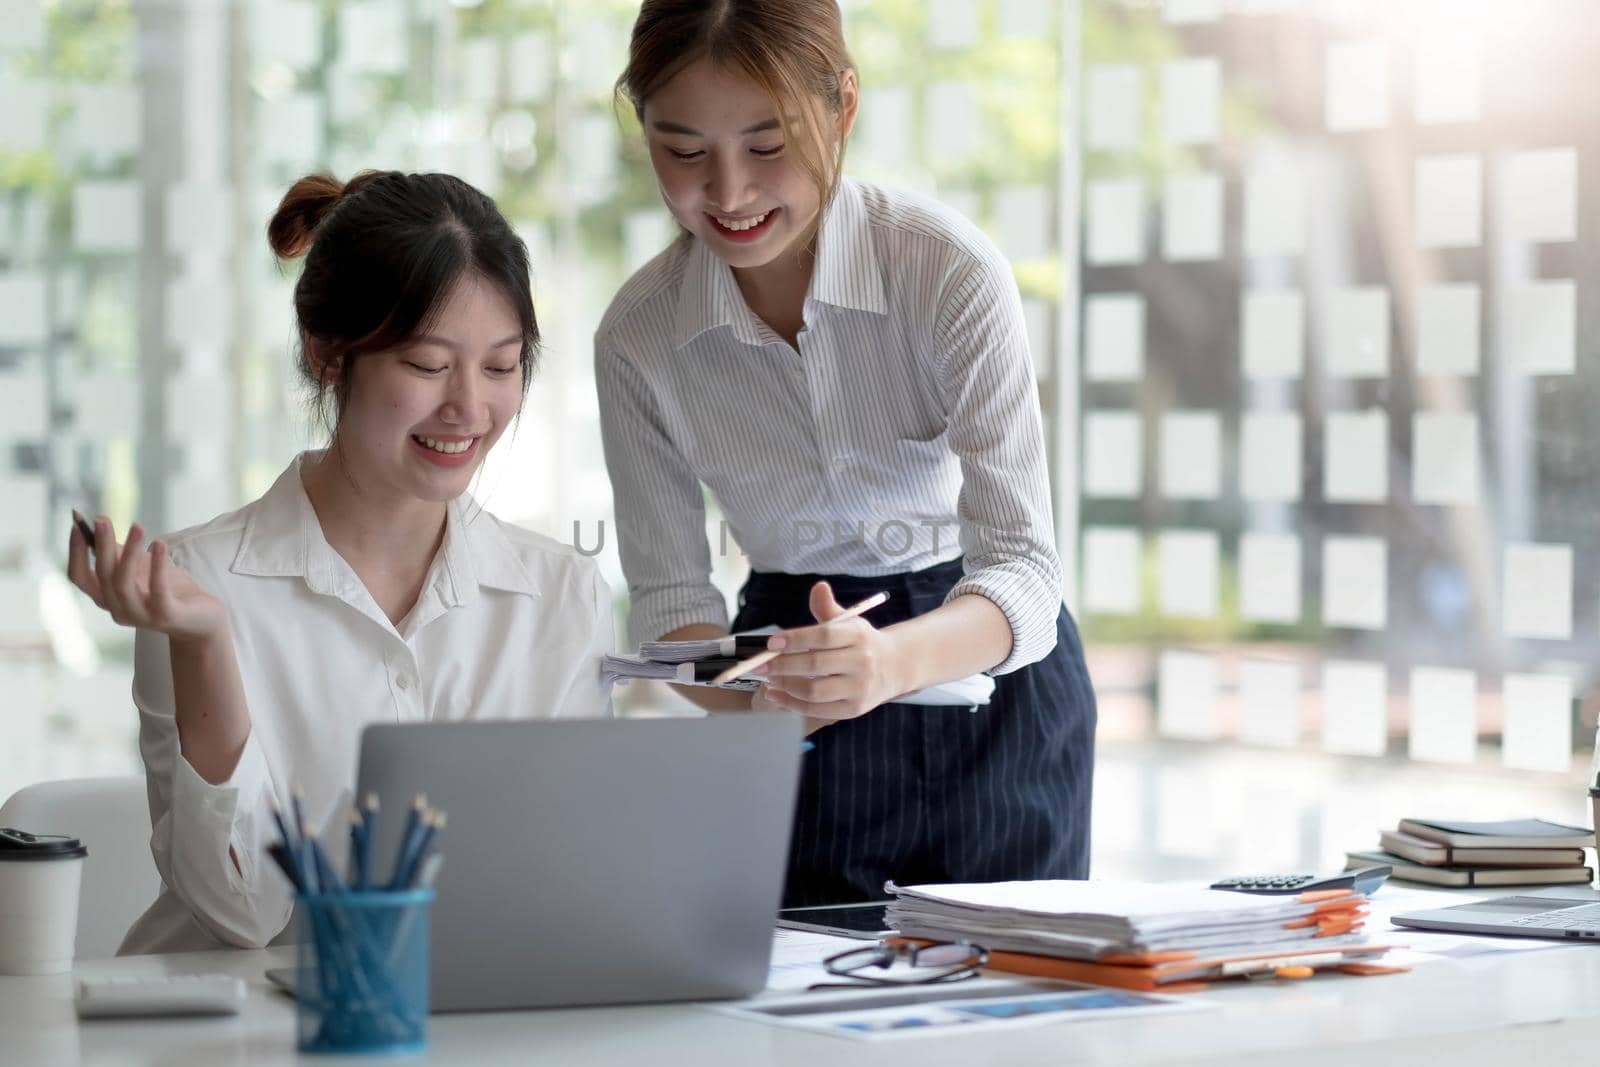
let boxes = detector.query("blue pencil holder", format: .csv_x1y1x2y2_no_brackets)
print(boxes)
295,890,433,1056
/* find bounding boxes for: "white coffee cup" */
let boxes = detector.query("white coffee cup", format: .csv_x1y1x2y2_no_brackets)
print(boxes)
0,828,87,975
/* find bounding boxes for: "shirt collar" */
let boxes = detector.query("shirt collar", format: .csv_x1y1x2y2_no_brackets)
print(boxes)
671,177,886,349
230,454,541,608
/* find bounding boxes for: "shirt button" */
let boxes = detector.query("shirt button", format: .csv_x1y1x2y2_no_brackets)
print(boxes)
396,674,412,691
832,453,849,472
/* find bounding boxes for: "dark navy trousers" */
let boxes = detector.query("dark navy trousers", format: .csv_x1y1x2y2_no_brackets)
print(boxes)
730,559,1096,907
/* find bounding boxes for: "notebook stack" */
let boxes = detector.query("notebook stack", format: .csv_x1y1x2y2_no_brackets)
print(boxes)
1345,818,1595,888
601,634,771,691
885,880,1403,992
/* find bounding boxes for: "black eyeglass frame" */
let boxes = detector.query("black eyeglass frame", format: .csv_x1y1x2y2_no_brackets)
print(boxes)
807,940,989,991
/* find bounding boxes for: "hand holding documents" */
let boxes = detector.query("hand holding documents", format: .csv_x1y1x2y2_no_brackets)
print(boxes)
885,880,1405,991
605,612,998,705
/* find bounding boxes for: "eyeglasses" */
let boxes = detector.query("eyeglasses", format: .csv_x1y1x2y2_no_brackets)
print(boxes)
807,940,988,991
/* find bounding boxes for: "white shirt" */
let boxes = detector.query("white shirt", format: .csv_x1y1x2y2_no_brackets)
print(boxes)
119,455,614,954
595,177,1061,672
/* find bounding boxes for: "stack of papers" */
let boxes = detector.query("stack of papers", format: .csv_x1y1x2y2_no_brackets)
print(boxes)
886,880,1402,990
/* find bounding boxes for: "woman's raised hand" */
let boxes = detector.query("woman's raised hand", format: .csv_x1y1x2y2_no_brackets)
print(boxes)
67,514,227,640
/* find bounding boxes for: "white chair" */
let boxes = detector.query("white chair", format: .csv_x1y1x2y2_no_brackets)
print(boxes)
0,776,158,960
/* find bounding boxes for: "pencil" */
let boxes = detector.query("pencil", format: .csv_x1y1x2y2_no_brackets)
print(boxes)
711,591,890,686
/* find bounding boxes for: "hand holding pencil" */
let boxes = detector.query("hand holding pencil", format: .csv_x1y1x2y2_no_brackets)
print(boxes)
730,583,906,723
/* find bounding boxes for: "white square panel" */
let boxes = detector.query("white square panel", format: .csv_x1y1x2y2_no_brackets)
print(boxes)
995,185,1052,261
74,371,140,440
1164,0,1222,22
1503,543,1573,640
259,93,323,169
1241,290,1304,379
1084,293,1143,381
1416,283,1480,376
623,210,675,274
1158,650,1218,741
1413,412,1479,505
1086,178,1144,266
0,366,47,440
460,38,502,106
1415,34,1481,124
73,181,141,253
927,82,981,162
858,86,913,167
1083,411,1142,499
0,0,45,48
1322,536,1387,630
0,80,48,151
1244,167,1306,257
250,0,321,69
928,0,979,49
1324,410,1387,503
1163,171,1223,261
1409,667,1477,765
1240,412,1301,501
164,185,233,254
1502,673,1573,773
1239,659,1302,748
1162,58,1220,146
1160,411,1221,500
1321,660,1388,756
1239,532,1302,624
509,33,553,103
1323,287,1389,378
339,1,408,74
998,0,1053,38
1416,155,1482,248
1085,65,1141,152
1506,281,1576,375
1082,527,1141,615
1159,529,1220,618
0,271,47,346
1325,42,1390,131
1504,148,1577,243
166,273,229,351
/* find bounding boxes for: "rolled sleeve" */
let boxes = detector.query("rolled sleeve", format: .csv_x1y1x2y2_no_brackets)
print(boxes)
934,249,1063,675
595,339,730,647
134,627,293,949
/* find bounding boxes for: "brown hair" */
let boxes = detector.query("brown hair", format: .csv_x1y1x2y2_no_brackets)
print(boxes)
616,0,856,222
267,170,540,435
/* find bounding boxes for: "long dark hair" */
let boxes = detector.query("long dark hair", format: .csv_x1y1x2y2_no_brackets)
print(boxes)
267,170,539,434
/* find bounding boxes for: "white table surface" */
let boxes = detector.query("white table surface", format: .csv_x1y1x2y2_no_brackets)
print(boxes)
10,889,1600,1066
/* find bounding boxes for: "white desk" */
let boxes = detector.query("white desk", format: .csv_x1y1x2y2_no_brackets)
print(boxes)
9,906,1600,1066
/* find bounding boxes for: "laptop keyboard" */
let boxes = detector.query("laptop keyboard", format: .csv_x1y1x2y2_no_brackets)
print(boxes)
1505,903,1600,930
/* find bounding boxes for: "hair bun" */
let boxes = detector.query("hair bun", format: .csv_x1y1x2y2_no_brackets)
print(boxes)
267,174,348,260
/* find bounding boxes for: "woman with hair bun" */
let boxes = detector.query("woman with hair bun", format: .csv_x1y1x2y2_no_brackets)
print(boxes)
598,0,1095,906
67,171,614,953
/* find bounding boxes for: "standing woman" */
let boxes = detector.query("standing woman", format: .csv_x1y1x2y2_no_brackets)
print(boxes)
597,0,1095,905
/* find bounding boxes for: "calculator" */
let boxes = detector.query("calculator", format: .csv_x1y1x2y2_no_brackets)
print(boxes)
1208,865,1391,896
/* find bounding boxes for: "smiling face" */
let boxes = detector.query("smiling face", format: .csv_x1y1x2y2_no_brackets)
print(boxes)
329,273,525,504
642,58,855,272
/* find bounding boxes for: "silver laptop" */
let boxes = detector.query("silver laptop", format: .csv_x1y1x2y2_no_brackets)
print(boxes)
1392,885,1600,940
270,714,802,1012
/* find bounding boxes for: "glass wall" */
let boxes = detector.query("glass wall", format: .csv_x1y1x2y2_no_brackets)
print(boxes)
4,0,1594,879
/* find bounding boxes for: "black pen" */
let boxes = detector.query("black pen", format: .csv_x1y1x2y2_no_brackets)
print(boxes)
71,509,97,554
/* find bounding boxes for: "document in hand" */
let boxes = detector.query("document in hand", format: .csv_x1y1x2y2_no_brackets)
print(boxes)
885,880,1404,991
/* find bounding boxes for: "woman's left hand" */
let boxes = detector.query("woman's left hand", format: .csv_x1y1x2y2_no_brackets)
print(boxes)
754,581,907,721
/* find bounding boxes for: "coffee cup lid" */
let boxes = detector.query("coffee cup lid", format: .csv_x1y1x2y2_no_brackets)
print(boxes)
0,828,88,861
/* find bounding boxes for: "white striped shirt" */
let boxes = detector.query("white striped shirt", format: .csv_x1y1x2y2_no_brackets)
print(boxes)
595,177,1060,674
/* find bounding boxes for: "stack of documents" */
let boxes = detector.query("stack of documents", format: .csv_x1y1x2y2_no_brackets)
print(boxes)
886,880,1403,991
